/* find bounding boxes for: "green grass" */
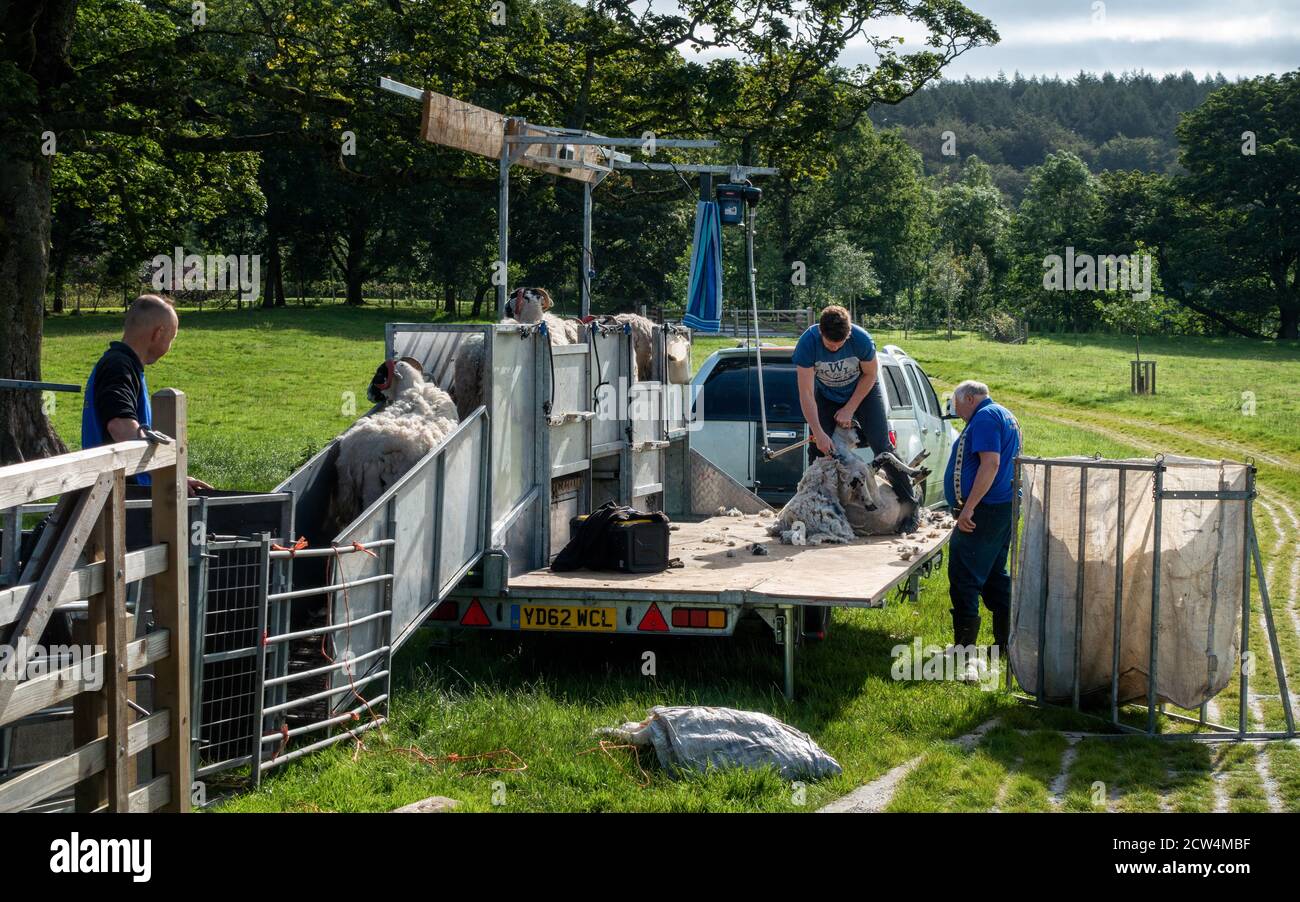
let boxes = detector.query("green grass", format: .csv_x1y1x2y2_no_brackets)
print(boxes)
40,311,1300,812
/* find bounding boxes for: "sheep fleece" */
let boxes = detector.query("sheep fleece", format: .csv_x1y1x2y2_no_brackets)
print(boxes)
334,381,459,520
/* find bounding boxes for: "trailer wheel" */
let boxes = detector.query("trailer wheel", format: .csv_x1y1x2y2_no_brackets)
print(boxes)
800,604,831,643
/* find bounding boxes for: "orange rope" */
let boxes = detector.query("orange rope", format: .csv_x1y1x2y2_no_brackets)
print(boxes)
390,746,528,777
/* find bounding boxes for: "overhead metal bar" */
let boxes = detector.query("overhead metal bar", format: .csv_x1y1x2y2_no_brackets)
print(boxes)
0,379,80,393
614,160,779,176
506,135,721,149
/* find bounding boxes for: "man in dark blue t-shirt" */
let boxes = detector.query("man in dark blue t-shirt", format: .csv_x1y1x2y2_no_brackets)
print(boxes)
943,380,1021,677
792,306,906,500
82,294,211,494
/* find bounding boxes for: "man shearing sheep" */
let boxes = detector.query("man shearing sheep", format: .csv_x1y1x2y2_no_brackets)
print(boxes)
944,380,1021,681
793,305,913,504
81,294,212,495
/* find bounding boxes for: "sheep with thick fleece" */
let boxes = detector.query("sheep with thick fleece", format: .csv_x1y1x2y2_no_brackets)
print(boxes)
450,287,581,417
333,357,459,526
768,427,929,543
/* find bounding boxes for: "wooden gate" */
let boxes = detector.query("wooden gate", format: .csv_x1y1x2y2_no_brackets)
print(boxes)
0,390,192,812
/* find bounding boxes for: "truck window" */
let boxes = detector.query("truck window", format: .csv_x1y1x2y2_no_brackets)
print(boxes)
905,364,937,418
912,363,944,418
881,364,912,409
696,357,804,422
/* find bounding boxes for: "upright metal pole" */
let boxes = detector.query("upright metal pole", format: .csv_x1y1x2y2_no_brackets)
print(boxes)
1147,461,1165,734
1110,469,1126,726
581,181,593,318
1072,467,1088,711
1239,468,1253,737
1036,465,1052,704
748,205,769,453
1006,461,1022,691
497,151,510,319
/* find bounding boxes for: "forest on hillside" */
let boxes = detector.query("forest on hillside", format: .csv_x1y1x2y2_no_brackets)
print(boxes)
871,71,1229,201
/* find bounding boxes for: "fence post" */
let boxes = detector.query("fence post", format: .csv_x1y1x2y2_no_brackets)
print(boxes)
150,389,192,811
103,469,130,810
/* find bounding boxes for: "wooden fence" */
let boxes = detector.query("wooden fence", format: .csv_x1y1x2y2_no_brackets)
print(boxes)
0,390,191,812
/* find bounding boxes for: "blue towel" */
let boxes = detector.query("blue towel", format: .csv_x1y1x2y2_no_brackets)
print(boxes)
683,200,723,333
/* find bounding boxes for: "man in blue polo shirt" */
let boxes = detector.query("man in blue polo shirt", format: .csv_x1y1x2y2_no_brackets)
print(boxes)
82,294,211,494
792,305,912,503
944,380,1021,680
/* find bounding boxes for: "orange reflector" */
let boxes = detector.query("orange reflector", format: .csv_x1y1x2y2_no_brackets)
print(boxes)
637,602,668,632
707,610,726,629
461,598,490,627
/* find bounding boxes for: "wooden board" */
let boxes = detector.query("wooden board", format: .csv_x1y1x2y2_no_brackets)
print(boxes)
509,515,953,607
417,89,604,184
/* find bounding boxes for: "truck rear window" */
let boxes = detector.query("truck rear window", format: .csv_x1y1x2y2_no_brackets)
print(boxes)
696,357,804,422
882,365,912,409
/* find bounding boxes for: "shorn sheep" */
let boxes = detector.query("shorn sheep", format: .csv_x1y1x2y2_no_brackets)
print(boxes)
768,426,930,545
332,356,459,526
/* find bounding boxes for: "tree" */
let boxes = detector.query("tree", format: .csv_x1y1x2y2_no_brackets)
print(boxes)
1175,72,1300,338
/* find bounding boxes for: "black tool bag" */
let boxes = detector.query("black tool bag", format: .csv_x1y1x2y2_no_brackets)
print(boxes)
551,501,671,573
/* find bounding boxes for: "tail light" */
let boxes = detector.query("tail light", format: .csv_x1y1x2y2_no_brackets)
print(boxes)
431,600,459,622
669,608,727,629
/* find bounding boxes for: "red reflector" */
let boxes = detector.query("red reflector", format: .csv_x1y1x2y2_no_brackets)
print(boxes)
431,601,459,622
461,598,490,627
638,602,668,632
888,429,898,448
671,609,690,628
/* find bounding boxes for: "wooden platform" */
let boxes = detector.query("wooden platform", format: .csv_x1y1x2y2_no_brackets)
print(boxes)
510,514,953,608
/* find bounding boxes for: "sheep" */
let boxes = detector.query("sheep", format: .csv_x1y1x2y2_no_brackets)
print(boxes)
332,357,459,526
768,426,931,544
450,287,583,418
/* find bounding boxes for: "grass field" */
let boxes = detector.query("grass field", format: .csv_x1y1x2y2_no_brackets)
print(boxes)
40,309,1300,812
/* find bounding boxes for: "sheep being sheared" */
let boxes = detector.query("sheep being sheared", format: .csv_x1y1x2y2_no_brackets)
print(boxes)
333,357,459,526
768,426,930,544
450,287,582,418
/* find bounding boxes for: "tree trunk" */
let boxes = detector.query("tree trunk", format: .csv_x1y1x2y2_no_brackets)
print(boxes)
51,240,68,314
0,0,78,464
262,214,286,308
0,137,67,463
472,281,490,318
1278,301,1298,340
443,282,456,316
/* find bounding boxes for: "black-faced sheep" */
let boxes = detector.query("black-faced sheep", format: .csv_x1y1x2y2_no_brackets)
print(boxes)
768,426,930,544
332,357,459,526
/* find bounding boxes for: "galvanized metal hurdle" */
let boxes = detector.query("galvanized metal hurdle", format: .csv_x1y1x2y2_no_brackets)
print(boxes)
252,529,396,784
1009,454,1296,741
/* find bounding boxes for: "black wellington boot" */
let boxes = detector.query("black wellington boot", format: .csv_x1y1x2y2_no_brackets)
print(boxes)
992,608,1011,657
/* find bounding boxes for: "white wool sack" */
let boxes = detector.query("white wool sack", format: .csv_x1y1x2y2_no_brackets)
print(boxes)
598,706,842,780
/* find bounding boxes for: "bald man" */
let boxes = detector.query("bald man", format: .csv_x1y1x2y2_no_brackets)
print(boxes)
81,294,211,494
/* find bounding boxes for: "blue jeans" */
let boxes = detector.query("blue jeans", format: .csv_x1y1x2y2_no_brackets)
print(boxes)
947,501,1014,619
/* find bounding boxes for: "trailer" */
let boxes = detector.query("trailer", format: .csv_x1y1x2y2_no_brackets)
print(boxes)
269,321,949,705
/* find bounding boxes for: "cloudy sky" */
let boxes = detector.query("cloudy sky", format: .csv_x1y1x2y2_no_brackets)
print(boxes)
675,1,1300,80
903,0,1300,79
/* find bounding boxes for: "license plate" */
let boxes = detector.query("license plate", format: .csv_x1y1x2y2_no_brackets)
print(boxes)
512,604,617,632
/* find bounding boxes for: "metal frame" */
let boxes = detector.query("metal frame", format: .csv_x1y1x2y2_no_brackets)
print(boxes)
1010,454,1295,741
378,76,774,319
